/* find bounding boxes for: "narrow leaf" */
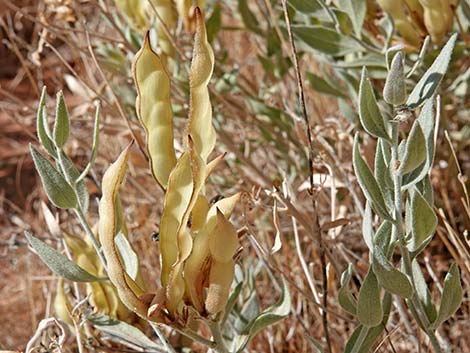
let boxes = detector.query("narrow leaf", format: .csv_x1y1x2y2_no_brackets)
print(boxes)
407,33,458,108
292,25,363,56
338,0,367,37
89,313,163,350
357,270,383,327
433,263,462,328
30,145,77,209
306,72,347,98
36,87,56,157
358,68,390,141
338,264,357,315
53,91,70,148
353,135,393,221
25,231,104,282
407,189,437,252
412,259,437,324
398,120,426,175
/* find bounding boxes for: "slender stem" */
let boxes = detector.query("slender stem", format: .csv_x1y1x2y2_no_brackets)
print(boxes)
172,325,217,348
150,323,177,353
208,321,229,353
390,123,442,353
74,207,108,271
350,326,369,353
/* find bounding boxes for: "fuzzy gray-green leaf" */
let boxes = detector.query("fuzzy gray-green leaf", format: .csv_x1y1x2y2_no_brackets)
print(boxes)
412,259,437,324
374,139,393,207
383,52,406,106
432,263,462,329
402,98,435,189
30,145,77,209
338,264,357,315
407,189,437,252
399,120,426,175
372,248,413,298
25,231,104,282
407,33,457,108
53,91,70,148
37,87,57,157
357,270,383,327
358,68,390,141
353,135,393,221
292,25,363,57
338,0,366,37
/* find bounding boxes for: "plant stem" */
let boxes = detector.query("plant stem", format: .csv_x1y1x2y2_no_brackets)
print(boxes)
390,123,442,353
208,321,229,353
74,207,108,271
150,323,177,353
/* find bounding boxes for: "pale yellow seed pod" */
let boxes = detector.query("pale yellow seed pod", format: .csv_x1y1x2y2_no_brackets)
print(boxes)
176,0,206,32
77,254,110,314
185,7,216,162
403,0,427,34
99,143,149,318
54,278,73,326
184,193,241,312
191,195,210,232
377,0,421,46
208,209,239,263
159,152,193,287
205,260,235,315
418,0,453,43
133,32,177,189
166,139,206,314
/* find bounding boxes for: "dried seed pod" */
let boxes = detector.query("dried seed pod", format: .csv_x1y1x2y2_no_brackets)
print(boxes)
184,193,241,312
54,278,73,326
185,7,216,162
377,0,421,46
418,0,453,43
208,209,239,264
383,52,406,106
77,254,110,313
166,138,206,314
205,260,235,315
191,195,210,232
153,0,177,66
99,144,150,318
133,33,176,189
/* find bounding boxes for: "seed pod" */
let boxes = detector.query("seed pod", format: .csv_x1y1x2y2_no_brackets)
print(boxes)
208,209,239,263
133,33,176,189
205,260,235,315
377,0,421,46
99,143,150,318
419,0,452,43
176,0,206,32
191,195,210,232
185,7,216,162
54,278,73,326
166,138,206,314
184,193,240,312
77,254,110,314
383,52,406,106
403,0,427,34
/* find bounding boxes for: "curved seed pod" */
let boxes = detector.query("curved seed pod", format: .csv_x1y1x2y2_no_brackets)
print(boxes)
54,278,73,326
191,195,210,232
403,0,426,34
205,259,235,315
102,282,120,318
209,209,239,263
99,143,149,318
159,152,193,287
184,193,240,311
133,33,176,189
185,7,216,162
418,0,451,43
166,138,206,314
377,0,421,46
